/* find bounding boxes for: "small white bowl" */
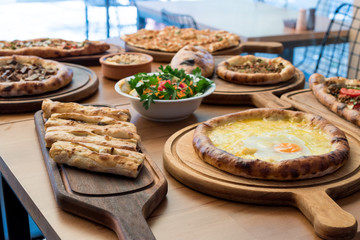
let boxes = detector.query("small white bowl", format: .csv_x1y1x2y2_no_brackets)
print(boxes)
115,75,216,122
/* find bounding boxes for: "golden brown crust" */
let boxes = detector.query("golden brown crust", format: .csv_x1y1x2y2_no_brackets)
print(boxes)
121,26,240,53
0,38,110,58
45,113,139,140
42,99,131,121
216,55,295,85
170,45,215,78
49,141,144,178
0,55,73,97
193,108,349,181
309,73,360,126
42,100,144,178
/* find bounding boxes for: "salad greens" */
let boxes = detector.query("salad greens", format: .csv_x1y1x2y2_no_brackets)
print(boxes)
128,65,214,109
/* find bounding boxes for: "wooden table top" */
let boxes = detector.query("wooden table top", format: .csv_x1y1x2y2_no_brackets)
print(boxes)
136,0,339,48
1,61,360,240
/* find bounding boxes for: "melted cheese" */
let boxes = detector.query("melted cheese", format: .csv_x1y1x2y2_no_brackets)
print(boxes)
208,118,333,163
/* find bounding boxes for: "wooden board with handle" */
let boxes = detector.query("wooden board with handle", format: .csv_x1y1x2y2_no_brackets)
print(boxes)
281,89,360,134
163,122,359,240
125,41,284,62
202,56,305,107
34,110,167,240
0,63,99,114
163,90,360,239
53,44,124,65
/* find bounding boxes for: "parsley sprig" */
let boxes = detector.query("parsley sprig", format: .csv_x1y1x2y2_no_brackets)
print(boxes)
128,65,213,109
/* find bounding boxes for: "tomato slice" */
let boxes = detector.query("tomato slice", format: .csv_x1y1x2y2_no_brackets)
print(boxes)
353,103,360,110
339,88,360,97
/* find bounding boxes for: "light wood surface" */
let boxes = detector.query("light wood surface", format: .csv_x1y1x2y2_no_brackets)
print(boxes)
2,58,360,239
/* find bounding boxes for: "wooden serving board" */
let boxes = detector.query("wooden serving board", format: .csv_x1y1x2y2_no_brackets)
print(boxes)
0,63,98,114
34,110,167,240
53,44,124,64
164,103,360,240
202,56,305,107
164,124,359,240
125,41,283,62
281,89,360,134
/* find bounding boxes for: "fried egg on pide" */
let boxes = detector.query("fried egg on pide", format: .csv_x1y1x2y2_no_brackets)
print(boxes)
208,118,333,163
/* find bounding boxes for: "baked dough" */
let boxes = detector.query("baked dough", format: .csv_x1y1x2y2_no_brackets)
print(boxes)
170,45,215,78
49,141,144,178
42,99,131,122
0,55,73,97
0,38,110,58
310,73,360,126
45,113,139,140
216,55,295,85
42,99,144,178
193,108,349,180
122,26,240,53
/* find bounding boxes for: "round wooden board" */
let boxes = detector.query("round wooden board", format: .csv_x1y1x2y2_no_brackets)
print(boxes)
53,44,124,64
163,123,360,239
203,56,305,106
125,43,242,62
0,63,99,113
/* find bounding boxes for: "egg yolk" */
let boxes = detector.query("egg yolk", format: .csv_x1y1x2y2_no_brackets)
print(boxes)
273,143,301,153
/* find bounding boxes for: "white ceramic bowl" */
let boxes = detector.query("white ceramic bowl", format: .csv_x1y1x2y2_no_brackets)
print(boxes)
115,75,216,122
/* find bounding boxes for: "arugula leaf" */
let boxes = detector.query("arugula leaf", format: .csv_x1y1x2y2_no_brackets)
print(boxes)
127,65,214,110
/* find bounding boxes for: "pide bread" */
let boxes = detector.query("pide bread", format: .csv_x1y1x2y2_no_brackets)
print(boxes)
170,45,215,78
42,99,144,178
216,55,295,85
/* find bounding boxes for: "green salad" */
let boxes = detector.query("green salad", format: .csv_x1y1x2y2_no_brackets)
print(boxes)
126,66,214,109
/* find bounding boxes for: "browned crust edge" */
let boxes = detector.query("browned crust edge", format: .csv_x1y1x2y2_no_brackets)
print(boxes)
192,108,350,181
309,73,360,127
0,55,73,97
0,39,110,58
215,55,296,85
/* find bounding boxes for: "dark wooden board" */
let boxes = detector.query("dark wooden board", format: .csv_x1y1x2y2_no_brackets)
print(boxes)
34,110,167,240
53,44,124,64
163,122,359,240
0,63,99,114
202,56,305,107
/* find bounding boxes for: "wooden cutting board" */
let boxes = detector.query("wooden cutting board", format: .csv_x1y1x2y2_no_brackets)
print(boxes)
53,44,124,64
163,111,360,239
202,56,305,107
125,41,284,62
0,63,98,114
34,111,167,240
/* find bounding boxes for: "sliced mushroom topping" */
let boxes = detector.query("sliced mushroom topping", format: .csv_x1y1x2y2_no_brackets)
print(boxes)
0,58,57,82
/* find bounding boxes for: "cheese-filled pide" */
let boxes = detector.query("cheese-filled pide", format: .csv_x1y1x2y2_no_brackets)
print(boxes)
42,99,144,178
193,108,349,180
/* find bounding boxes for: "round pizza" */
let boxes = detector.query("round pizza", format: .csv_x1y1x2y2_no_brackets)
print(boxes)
0,55,73,97
310,73,360,127
193,108,349,181
121,26,240,53
0,38,110,58
216,55,296,85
